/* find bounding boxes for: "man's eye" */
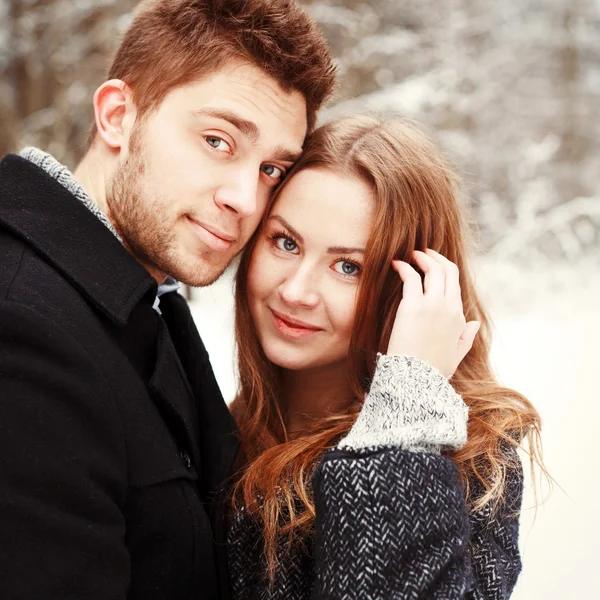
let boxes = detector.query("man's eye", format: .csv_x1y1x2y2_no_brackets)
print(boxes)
276,236,298,253
261,164,285,180
205,136,231,153
333,260,361,277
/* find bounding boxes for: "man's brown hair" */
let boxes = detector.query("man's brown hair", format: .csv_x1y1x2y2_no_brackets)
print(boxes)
90,0,336,144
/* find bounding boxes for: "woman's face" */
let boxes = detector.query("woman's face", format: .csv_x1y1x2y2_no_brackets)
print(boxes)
247,167,374,372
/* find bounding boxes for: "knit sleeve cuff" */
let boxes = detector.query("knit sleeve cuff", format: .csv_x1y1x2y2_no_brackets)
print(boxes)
337,354,468,454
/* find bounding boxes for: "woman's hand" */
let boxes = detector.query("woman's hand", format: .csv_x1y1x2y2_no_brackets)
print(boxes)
386,248,480,379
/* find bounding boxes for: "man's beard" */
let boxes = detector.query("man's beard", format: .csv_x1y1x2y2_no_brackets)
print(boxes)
105,126,232,287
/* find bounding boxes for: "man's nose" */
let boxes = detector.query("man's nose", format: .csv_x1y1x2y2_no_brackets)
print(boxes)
278,265,320,309
213,167,260,218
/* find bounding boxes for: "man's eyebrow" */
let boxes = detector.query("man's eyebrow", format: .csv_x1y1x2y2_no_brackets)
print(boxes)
192,109,303,163
192,108,259,143
271,145,303,164
268,215,304,243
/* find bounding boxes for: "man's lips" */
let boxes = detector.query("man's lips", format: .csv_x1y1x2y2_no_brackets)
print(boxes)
269,308,322,331
187,216,237,251
201,222,236,242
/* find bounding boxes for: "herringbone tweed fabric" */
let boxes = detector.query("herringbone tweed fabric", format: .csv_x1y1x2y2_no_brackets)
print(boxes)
228,355,523,599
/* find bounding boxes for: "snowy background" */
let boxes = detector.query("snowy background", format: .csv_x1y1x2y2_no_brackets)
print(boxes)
2,0,599,597
190,260,599,600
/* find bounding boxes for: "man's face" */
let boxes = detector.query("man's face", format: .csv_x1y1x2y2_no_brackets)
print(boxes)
106,60,307,286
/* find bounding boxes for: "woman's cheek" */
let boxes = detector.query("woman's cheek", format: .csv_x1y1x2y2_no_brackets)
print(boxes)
247,249,265,303
328,282,359,342
248,242,279,301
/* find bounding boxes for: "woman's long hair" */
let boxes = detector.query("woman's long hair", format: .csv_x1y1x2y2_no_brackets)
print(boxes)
230,115,543,579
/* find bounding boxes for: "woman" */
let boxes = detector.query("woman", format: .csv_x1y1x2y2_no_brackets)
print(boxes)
227,115,542,599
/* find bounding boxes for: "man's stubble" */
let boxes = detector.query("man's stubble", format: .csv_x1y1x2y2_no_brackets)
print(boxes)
105,123,233,287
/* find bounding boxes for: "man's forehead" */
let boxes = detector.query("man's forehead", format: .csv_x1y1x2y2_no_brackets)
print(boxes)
186,61,304,114
184,72,307,153
219,60,286,94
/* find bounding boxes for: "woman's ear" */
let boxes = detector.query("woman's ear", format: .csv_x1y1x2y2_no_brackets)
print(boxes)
92,79,136,151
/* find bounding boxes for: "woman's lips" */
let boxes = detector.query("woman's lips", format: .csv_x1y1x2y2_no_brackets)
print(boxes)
269,308,322,340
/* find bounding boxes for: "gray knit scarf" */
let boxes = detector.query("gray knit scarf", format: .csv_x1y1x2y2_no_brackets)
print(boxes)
19,147,179,308
19,146,123,244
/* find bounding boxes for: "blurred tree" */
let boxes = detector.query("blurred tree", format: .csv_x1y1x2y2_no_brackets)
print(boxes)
311,0,600,262
0,0,598,262
1,0,137,164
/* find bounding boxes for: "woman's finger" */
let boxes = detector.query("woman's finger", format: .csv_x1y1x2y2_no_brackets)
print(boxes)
391,260,423,300
425,249,462,311
412,250,445,299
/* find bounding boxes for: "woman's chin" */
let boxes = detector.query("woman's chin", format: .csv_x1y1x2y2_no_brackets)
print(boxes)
261,341,320,372
264,351,313,371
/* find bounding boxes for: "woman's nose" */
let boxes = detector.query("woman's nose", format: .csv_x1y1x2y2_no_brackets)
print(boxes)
278,266,320,309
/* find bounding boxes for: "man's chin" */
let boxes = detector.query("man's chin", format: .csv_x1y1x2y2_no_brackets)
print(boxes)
164,256,232,288
180,271,226,288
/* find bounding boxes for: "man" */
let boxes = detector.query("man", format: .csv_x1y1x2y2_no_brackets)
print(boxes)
0,1,336,598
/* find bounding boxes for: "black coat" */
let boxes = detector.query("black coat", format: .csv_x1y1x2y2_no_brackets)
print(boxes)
0,154,239,600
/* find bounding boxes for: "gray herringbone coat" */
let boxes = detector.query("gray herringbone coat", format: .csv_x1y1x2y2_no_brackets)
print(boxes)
228,355,523,599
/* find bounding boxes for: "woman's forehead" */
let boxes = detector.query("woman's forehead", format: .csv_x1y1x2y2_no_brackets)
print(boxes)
271,168,374,248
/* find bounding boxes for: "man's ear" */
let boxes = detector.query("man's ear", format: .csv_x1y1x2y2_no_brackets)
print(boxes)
93,79,136,150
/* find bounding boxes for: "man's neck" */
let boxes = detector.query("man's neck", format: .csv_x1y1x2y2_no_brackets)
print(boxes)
74,151,168,285
73,152,111,219
22,147,169,286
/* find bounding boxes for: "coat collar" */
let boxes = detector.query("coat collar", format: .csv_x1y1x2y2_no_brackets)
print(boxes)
0,153,157,325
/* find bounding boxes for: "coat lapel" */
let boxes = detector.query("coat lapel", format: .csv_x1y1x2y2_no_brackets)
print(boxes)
158,292,239,502
0,153,203,474
0,153,237,537
148,317,202,472
159,291,239,599
0,154,155,325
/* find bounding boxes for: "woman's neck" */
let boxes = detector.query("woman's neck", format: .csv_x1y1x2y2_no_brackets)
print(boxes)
280,361,354,438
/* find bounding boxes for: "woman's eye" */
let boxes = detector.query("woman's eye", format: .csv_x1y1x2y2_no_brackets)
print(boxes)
333,260,361,277
276,236,298,253
261,164,285,180
205,136,231,153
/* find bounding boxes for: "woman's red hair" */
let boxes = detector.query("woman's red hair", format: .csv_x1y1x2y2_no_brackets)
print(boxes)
230,115,543,579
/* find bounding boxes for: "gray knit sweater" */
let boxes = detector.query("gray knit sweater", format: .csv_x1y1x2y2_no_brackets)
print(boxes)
228,354,523,599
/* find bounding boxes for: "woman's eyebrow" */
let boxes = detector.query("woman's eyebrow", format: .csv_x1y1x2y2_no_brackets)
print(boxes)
327,246,365,254
268,216,365,254
268,215,304,243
